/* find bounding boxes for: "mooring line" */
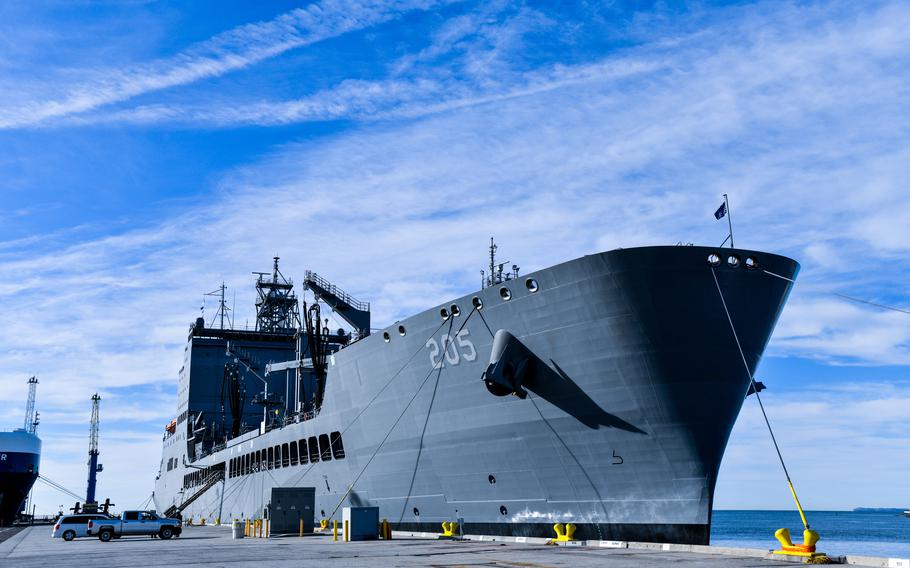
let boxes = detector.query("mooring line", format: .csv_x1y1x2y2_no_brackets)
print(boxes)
396,316,454,524
284,315,453,488
711,267,810,530
327,307,477,522
764,268,910,317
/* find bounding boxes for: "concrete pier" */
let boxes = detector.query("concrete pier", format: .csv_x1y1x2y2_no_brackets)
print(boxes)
0,525,906,567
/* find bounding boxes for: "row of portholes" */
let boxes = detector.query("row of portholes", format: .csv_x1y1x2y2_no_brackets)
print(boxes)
382,278,543,341
707,253,759,270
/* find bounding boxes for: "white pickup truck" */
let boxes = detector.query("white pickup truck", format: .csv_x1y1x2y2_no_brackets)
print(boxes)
88,510,182,541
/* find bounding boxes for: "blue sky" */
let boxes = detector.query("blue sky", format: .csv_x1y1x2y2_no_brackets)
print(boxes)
1,0,908,515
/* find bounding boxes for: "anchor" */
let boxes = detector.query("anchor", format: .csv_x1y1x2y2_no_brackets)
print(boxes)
481,330,531,398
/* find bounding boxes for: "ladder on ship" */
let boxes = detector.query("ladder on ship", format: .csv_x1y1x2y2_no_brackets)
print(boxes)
164,470,224,518
303,271,371,337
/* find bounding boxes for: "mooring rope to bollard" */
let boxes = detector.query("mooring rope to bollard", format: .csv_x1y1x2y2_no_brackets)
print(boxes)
711,267,810,530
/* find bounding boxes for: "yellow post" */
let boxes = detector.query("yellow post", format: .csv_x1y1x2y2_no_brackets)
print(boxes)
344,520,349,542
244,519,249,537
333,519,338,542
265,519,270,539
258,519,263,539
299,518,304,538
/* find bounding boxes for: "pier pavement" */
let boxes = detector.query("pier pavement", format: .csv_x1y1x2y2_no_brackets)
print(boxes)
0,524,903,567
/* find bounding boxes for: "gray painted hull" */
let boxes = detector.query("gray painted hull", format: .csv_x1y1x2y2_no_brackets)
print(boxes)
154,246,798,544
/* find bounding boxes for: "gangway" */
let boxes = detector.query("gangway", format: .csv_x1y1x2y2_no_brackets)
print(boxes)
163,470,224,518
303,271,371,337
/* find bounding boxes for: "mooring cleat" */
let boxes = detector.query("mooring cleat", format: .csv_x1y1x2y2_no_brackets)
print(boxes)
772,527,826,559
546,523,578,545
438,521,460,539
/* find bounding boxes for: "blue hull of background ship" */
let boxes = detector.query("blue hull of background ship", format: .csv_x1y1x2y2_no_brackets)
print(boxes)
153,246,797,544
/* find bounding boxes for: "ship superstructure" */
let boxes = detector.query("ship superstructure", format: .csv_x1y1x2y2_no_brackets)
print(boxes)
154,245,797,544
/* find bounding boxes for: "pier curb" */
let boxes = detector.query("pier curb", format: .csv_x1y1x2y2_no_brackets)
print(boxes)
391,530,910,566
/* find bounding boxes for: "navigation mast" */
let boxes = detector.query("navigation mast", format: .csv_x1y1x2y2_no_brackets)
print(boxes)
254,257,300,333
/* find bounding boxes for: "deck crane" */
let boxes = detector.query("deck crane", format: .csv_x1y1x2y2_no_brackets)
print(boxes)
84,393,103,512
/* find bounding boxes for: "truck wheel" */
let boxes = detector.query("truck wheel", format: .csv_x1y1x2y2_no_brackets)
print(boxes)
159,527,174,540
62,530,76,541
98,529,114,542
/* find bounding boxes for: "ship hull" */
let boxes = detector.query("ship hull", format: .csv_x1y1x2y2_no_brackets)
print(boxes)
154,246,797,544
0,432,41,525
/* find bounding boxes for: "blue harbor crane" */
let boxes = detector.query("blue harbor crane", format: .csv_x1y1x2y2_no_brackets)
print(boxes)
85,394,103,509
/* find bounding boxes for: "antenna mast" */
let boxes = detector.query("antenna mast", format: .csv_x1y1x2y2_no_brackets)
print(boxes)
23,377,39,434
204,283,230,330
482,237,519,288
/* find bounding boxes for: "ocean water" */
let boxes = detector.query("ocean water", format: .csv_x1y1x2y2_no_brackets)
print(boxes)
711,510,910,558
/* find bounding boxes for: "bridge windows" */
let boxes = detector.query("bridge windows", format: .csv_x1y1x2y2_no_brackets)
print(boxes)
289,442,298,466
267,447,274,470
283,443,290,467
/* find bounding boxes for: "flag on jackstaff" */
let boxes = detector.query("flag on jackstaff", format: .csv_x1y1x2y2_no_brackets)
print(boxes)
714,202,727,220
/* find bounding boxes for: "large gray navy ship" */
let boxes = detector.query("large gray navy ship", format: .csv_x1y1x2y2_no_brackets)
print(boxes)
152,243,798,544
1,378,41,525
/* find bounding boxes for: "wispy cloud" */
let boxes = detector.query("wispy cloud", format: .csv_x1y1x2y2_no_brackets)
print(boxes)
0,0,451,128
2,0,909,513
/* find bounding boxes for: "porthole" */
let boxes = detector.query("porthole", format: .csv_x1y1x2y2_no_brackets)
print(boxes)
472,296,483,310
499,287,511,301
450,304,461,317
398,325,406,336
413,507,420,517
321,510,325,517
383,331,390,342
707,253,721,266
727,254,741,268
745,256,759,270
488,474,496,485
440,307,449,320
525,278,539,292
500,505,508,516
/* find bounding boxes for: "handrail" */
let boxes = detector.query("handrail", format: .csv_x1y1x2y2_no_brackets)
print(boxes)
304,271,370,312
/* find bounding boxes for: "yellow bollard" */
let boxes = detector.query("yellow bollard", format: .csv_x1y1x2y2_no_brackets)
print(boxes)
299,519,304,538
773,527,825,559
550,523,577,543
258,519,263,539
265,519,270,539
215,517,220,526
344,520,349,542
333,519,338,542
